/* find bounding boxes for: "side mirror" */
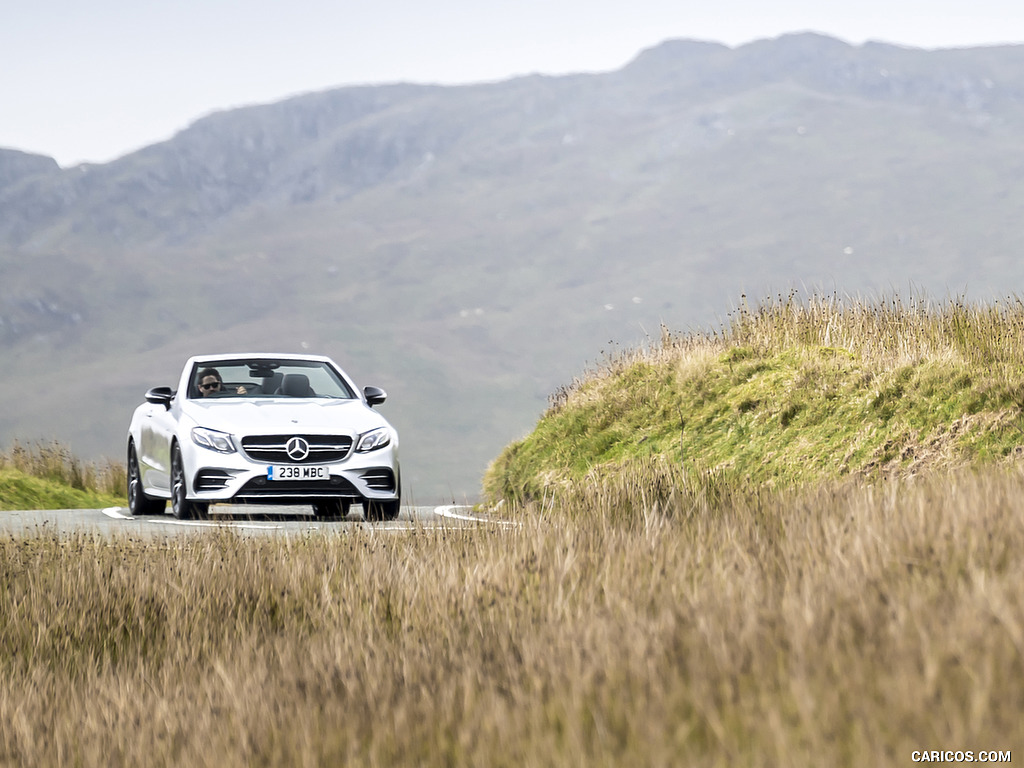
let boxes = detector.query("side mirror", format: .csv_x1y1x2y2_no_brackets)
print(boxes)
363,385,387,407
145,386,174,410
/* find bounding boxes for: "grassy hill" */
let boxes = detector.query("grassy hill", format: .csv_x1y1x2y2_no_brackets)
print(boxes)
485,294,1024,505
0,442,125,511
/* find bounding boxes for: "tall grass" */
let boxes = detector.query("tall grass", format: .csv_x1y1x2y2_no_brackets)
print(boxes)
0,440,126,505
727,291,1024,367
1,465,1022,766
567,292,1024,401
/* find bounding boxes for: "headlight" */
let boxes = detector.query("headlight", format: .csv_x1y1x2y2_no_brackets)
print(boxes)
356,427,391,452
191,427,236,454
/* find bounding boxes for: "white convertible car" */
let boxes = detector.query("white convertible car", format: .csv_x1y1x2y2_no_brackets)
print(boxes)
126,353,401,521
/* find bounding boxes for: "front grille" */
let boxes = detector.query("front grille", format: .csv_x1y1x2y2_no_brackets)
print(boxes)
234,474,360,501
240,434,353,464
361,468,396,492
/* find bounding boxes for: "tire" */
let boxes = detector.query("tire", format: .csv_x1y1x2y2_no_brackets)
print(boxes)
364,496,401,522
171,444,208,520
127,443,165,516
312,500,350,519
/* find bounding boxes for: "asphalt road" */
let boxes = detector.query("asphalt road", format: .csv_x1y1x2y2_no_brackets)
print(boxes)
0,504,511,538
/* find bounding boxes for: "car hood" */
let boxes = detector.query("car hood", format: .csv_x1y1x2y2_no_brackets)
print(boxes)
181,398,390,437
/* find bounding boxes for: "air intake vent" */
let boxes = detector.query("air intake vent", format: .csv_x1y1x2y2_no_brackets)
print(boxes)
194,469,236,491
361,468,396,492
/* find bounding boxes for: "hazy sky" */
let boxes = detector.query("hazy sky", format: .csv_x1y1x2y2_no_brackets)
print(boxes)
4,0,1022,167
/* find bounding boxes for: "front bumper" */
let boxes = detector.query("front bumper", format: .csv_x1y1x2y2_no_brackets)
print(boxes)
184,441,400,504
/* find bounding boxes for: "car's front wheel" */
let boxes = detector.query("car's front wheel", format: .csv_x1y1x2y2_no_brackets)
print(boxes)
171,444,208,520
127,442,165,516
364,495,401,522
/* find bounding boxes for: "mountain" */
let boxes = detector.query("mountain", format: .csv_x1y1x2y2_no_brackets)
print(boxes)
4,32,1024,501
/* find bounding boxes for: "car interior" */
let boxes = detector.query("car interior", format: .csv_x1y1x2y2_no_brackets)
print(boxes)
189,361,354,399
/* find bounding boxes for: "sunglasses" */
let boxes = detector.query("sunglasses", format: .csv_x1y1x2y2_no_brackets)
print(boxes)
200,382,221,390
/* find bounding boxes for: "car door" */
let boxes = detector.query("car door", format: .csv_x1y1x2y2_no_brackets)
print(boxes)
139,398,175,493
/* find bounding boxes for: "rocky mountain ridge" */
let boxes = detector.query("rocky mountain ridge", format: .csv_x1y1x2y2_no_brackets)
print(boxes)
7,33,1024,248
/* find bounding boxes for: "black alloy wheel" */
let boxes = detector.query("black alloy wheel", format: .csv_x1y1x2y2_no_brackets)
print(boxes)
171,444,208,520
364,496,401,522
128,443,166,516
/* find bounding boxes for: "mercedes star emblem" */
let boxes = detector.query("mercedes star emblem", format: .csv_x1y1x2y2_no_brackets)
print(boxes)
285,436,310,461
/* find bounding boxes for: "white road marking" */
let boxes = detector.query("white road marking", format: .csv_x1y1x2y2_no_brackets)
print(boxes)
160,519,284,530
432,504,482,521
433,505,519,526
102,506,282,530
102,505,518,531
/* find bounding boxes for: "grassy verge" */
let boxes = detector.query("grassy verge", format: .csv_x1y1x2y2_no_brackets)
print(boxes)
1,467,1022,766
485,293,1024,505
0,441,126,510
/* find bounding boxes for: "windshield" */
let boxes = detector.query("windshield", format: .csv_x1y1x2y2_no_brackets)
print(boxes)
188,359,356,400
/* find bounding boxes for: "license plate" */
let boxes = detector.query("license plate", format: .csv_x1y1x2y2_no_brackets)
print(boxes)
268,465,329,481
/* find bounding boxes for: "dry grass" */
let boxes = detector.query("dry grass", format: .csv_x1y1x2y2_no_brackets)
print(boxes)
0,440,126,498
2,465,1022,766
564,292,1024,402
726,291,1024,365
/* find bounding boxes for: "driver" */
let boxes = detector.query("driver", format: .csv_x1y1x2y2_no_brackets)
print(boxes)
197,368,247,397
